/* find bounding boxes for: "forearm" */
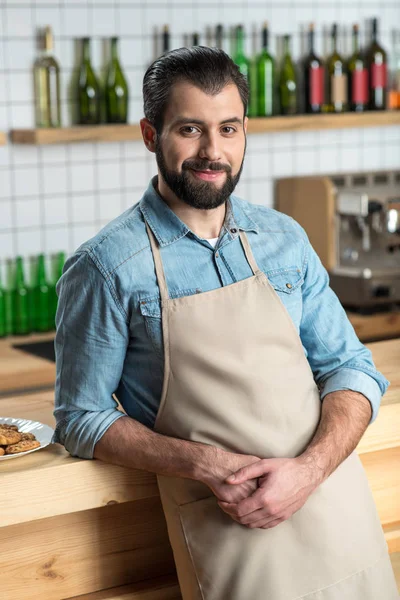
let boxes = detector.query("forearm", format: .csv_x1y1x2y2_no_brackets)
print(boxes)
297,390,372,485
93,414,217,482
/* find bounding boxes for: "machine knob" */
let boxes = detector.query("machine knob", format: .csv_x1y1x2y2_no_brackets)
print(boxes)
372,285,391,298
368,200,383,214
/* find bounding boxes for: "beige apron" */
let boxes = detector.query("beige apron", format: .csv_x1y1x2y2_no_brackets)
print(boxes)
145,222,398,600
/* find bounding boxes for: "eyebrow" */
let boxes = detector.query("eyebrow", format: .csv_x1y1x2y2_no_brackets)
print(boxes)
172,117,243,127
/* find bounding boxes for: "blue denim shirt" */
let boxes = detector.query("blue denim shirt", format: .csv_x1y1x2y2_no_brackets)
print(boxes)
52,177,389,459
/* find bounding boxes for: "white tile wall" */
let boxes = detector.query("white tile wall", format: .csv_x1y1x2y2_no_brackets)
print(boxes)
0,0,399,264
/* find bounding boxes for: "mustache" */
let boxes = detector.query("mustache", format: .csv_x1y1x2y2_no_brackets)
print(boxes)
182,160,232,174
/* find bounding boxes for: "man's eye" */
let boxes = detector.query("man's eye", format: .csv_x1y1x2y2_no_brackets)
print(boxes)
181,126,199,134
222,126,236,134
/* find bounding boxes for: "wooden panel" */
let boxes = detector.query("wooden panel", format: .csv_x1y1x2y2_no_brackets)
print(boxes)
390,551,400,593
10,111,400,146
10,124,142,145
348,311,400,343
64,575,181,600
357,401,400,455
366,339,400,408
360,447,400,527
0,499,176,600
246,110,400,133
276,177,336,270
0,391,159,527
384,522,400,554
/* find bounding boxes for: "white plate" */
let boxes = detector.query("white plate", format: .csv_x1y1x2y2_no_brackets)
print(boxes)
0,417,54,461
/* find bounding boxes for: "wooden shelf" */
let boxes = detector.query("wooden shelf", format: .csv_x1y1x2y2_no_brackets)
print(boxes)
0,131,7,145
10,123,142,145
10,111,400,145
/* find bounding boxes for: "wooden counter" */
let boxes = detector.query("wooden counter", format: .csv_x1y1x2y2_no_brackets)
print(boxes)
0,331,56,395
0,338,399,599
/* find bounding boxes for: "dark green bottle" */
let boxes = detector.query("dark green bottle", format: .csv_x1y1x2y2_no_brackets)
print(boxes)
4,260,14,336
257,21,275,116
192,33,200,46
216,24,224,50
348,24,368,112
326,24,348,113
105,37,129,124
49,251,65,329
33,254,51,332
13,257,30,335
0,266,6,338
279,35,297,115
366,18,387,110
303,23,324,114
78,38,101,125
162,25,170,54
233,26,253,116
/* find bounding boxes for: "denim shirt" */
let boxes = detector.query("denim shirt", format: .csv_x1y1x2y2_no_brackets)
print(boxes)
52,177,389,459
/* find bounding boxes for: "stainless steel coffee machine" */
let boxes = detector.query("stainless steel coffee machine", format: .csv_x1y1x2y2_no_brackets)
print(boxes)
276,171,400,310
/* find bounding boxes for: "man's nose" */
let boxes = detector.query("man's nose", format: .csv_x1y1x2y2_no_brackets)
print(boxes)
198,132,222,162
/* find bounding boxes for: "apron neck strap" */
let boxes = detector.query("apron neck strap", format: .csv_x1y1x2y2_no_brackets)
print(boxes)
239,231,262,276
145,221,170,302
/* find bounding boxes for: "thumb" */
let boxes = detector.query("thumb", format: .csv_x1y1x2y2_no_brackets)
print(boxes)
225,459,273,484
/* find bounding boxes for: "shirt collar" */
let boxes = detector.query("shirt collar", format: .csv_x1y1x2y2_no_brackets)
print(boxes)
139,176,259,248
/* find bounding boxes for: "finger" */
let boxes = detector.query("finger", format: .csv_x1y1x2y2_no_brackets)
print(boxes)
225,459,274,484
261,516,286,529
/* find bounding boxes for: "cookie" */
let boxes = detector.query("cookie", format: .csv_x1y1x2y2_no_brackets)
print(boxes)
0,424,19,431
5,439,41,454
20,432,37,441
0,429,22,445
0,447,5,456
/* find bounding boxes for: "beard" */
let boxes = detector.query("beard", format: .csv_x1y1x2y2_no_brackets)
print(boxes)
155,139,246,210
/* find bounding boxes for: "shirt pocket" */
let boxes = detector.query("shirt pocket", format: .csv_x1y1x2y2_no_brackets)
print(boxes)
139,288,202,360
266,266,303,294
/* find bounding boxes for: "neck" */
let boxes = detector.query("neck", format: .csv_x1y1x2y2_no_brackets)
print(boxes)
156,175,226,239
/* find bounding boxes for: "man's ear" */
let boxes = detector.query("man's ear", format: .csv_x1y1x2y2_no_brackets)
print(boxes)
140,118,157,153
243,116,248,134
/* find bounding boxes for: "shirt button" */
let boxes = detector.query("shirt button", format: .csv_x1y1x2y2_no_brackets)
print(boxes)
215,252,219,258
230,228,237,234
286,283,292,289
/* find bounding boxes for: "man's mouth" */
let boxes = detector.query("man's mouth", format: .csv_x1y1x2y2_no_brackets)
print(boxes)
190,169,226,181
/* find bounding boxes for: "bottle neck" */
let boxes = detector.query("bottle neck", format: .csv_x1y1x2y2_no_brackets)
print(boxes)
331,31,337,54
308,29,314,54
283,36,290,56
236,27,245,55
352,29,359,53
262,27,269,51
82,39,91,62
15,259,25,287
111,38,119,60
372,20,378,43
37,256,46,284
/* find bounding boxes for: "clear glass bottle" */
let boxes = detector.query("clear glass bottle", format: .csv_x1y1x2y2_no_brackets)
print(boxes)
105,37,129,124
33,26,61,128
279,35,297,115
78,38,101,125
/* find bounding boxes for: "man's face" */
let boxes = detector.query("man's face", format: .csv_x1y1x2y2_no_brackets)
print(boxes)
155,81,247,210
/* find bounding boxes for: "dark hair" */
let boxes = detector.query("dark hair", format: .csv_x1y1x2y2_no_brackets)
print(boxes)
143,46,249,134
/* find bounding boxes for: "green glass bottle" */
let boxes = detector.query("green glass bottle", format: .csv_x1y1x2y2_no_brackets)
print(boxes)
348,24,368,112
233,25,253,116
257,22,275,117
279,35,297,115
4,259,14,336
105,37,129,124
192,33,200,46
303,23,324,114
13,257,30,336
49,251,66,329
33,26,61,128
326,24,348,113
366,18,387,110
0,265,7,338
78,38,101,125
33,254,51,332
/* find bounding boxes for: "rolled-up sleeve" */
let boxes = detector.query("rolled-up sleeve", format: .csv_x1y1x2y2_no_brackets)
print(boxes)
297,225,389,424
52,250,129,459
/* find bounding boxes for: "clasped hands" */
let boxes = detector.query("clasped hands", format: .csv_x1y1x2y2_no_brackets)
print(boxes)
204,450,321,530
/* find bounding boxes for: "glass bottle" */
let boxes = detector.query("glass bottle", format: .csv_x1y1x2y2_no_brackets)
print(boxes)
326,23,348,113
105,37,129,124
233,25,253,116
13,257,30,336
304,23,324,114
256,22,275,117
347,24,369,112
192,33,200,46
77,38,101,125
49,251,66,329
216,24,224,50
162,25,170,54
4,259,14,336
33,26,61,128
366,18,387,110
279,35,297,115
388,30,400,110
33,254,51,332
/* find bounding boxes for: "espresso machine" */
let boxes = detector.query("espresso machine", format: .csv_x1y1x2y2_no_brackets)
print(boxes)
276,171,400,311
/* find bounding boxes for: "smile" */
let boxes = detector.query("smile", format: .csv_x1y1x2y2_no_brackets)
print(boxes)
190,169,226,181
